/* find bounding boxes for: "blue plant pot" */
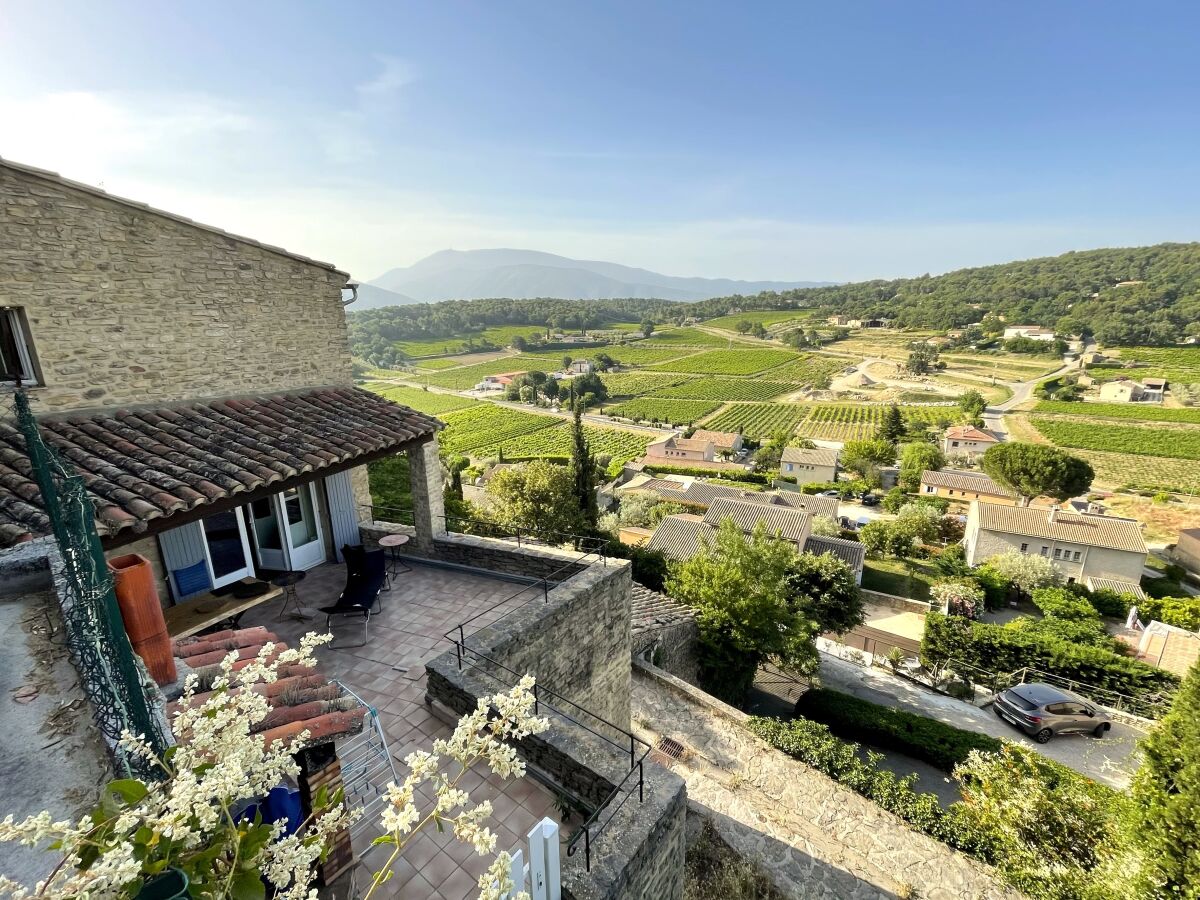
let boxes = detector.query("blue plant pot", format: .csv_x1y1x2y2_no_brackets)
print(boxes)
137,867,189,900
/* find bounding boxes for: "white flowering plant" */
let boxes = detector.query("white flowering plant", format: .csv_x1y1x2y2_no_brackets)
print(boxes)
0,633,350,900
364,674,550,900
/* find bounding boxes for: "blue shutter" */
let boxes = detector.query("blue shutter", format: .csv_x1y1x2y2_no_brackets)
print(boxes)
325,470,362,562
158,521,210,601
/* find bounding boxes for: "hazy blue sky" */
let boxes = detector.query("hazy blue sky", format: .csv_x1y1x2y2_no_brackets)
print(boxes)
2,2,1197,282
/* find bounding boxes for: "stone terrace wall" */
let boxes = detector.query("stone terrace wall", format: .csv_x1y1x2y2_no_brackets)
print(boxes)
1,163,352,413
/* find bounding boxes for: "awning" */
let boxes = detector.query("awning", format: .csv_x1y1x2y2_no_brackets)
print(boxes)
0,386,441,547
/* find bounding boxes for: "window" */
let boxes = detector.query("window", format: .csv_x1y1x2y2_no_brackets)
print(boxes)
1019,542,1029,552
0,308,38,385
951,440,960,447
1072,551,1081,562
1053,548,1062,560
924,485,935,493
1040,546,1049,557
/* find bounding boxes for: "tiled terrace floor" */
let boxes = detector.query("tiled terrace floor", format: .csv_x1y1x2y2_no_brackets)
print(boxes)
239,559,561,900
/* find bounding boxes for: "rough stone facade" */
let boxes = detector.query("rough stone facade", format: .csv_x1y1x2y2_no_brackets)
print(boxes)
1,162,352,413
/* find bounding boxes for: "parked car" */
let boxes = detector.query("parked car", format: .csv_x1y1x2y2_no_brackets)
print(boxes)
992,683,1112,743
819,489,841,497
859,493,880,506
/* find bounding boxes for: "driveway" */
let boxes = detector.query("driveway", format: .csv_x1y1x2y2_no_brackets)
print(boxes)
816,651,1142,789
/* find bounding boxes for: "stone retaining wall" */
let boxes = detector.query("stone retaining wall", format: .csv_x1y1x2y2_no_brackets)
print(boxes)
861,588,932,615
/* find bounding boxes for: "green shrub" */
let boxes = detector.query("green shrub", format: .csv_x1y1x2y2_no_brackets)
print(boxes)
1145,576,1184,599
973,564,1011,611
1088,588,1134,618
794,689,1002,772
1030,586,1100,621
1139,595,1200,631
642,464,768,483
1005,615,1120,650
922,611,1178,706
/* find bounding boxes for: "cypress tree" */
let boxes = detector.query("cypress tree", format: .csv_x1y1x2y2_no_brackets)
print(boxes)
570,400,598,530
1130,660,1200,897
877,402,906,445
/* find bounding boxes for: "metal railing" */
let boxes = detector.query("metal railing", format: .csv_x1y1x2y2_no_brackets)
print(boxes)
444,628,649,873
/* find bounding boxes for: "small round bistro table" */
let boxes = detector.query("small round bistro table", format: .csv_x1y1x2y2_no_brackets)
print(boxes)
377,533,412,579
271,570,310,621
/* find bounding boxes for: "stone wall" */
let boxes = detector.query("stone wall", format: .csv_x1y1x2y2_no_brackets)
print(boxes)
1,163,352,413
632,618,700,684
860,589,932,615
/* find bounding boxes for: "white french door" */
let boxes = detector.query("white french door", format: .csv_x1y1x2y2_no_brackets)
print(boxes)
200,509,255,589
247,483,326,572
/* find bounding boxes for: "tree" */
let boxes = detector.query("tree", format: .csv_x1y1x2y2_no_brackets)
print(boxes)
569,402,599,530
640,319,655,338
665,520,805,703
1130,660,1200,898
486,459,583,541
906,343,940,374
511,335,528,352
898,442,946,491
876,403,906,445
981,443,1094,503
808,515,841,537
957,389,987,424
736,319,754,334
984,548,1062,594
930,578,984,619
787,551,865,637
562,354,573,370
754,428,792,471
841,438,897,484
571,371,608,406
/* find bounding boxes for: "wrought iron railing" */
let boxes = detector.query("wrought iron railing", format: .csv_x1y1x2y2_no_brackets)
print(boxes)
361,502,610,555
442,635,649,872
11,389,171,776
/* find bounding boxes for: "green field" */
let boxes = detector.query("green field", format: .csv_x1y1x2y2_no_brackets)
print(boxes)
1029,419,1200,461
648,377,801,402
649,348,799,376
795,404,956,442
1059,448,1200,494
601,398,721,426
598,372,689,397
640,327,745,347
465,420,652,467
363,382,480,415
438,405,558,452
1034,401,1200,424
419,358,530,388
1108,346,1200,383
699,403,812,438
412,357,463,370
754,354,846,386
703,310,813,331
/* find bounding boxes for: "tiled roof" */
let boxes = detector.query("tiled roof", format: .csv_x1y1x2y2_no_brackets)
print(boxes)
944,425,1000,442
781,446,839,467
0,386,440,546
648,435,713,453
1,157,349,277
689,429,742,448
1085,577,1146,601
804,535,866,574
169,626,366,747
920,469,1015,497
621,476,836,517
772,491,840,519
646,514,706,561
702,497,810,542
630,584,695,637
973,500,1147,554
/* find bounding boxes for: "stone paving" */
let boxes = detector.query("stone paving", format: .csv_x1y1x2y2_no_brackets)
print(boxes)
631,664,1023,900
240,560,561,900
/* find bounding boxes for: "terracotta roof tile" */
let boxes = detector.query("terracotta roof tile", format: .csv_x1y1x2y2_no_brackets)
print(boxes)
781,446,839,467
630,584,695,636
0,386,440,546
920,469,1015,497
972,500,1147,554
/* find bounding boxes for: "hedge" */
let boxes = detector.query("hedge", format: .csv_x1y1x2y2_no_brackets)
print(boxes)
641,463,768,483
1139,595,1200,632
793,689,1002,772
922,611,1179,703
1030,587,1099,622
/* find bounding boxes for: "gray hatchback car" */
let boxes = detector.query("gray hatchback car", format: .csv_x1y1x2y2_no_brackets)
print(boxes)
992,683,1112,743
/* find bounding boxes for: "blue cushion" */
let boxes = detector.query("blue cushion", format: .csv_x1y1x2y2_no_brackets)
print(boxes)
172,560,212,599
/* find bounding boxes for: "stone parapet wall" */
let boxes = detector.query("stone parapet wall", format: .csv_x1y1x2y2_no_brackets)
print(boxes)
860,589,932,615
632,618,700,685
2,164,352,413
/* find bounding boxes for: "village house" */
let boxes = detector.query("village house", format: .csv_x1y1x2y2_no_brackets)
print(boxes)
689,428,744,455
919,469,1018,506
941,424,1001,460
826,314,851,326
964,500,1147,592
1142,377,1167,402
780,446,839,483
1002,325,1056,341
644,433,716,462
567,358,594,374
1174,527,1200,577
474,370,526,391
619,474,840,520
1098,378,1146,403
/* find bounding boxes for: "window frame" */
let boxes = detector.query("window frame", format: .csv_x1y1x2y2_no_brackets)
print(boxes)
0,307,40,386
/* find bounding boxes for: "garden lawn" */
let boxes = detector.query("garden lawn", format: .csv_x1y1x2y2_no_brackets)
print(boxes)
649,348,799,376
861,557,940,601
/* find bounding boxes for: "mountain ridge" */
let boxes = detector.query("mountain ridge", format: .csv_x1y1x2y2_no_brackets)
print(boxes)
363,248,831,306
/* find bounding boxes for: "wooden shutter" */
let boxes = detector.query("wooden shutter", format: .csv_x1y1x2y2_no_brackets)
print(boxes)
157,521,210,601
325,470,363,562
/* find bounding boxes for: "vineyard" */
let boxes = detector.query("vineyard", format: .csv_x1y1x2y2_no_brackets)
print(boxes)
1034,401,1200,424
1029,419,1200,461
420,358,535,389
640,327,746,347
364,382,480,415
597,372,688,397
649,348,799,376
1060,448,1200,494
466,421,652,469
700,403,812,439
795,404,955,442
601,398,721,426
412,357,463,370
438,405,558,453
754,354,847,386
702,310,814,331
649,377,801,401
1109,346,1200,383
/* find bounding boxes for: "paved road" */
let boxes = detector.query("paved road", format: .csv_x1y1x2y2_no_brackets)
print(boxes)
816,651,1142,789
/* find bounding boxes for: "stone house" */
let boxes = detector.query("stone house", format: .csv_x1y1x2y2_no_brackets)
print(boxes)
780,446,839,483
689,428,744,455
568,359,594,375
1098,379,1145,402
1142,377,1167,402
645,434,716,462
941,424,1001,460
920,469,1018,506
964,500,1147,590
0,158,442,605
1175,527,1200,576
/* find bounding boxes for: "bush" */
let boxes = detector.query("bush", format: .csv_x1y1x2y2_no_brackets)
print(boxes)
643,463,768,483
1005,615,1120,650
1145,576,1184,599
1089,588,1134,618
1139,595,1200,632
801,479,869,498
1030,586,1099,621
794,689,1002,772
922,611,1178,705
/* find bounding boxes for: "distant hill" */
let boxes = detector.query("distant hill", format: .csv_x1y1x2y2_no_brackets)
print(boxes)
353,283,421,308
365,248,831,305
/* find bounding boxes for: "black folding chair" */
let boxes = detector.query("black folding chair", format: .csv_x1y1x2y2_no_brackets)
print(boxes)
319,549,387,647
